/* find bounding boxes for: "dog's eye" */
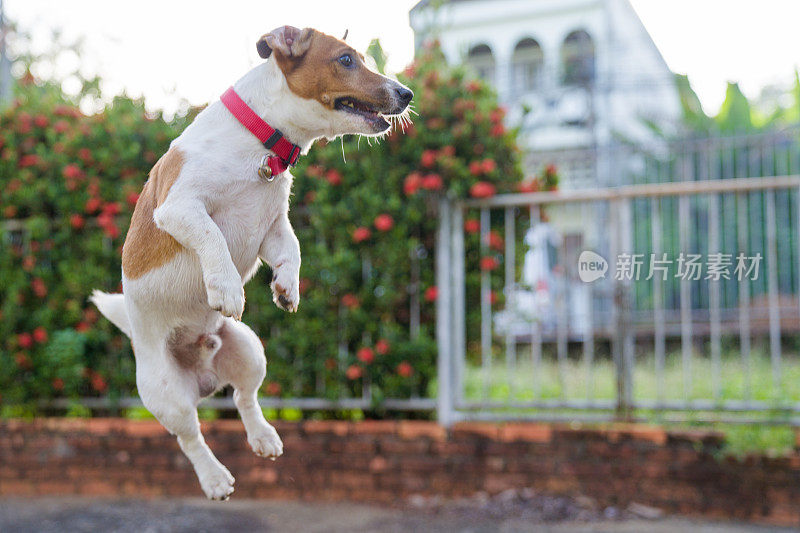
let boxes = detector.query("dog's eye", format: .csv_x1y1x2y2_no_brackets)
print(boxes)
338,54,354,68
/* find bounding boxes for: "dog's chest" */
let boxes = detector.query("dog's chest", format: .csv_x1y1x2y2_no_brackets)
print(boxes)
211,177,288,270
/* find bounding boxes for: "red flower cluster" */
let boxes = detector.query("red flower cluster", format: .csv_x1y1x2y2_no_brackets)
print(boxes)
264,381,282,396
397,361,414,378
325,169,342,186
17,332,33,349
32,327,48,344
16,327,47,348
420,149,437,168
31,278,47,298
97,202,121,239
357,347,375,364
480,256,499,271
421,173,443,190
469,158,497,176
375,339,390,355
18,154,40,168
374,214,394,232
341,293,360,309
470,181,496,198
70,214,85,229
487,230,504,251
404,171,422,195
352,226,371,243
88,370,107,393
424,286,438,302
404,171,444,196
345,364,363,380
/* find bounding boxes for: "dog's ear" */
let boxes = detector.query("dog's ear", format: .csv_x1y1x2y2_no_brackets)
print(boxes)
257,26,313,59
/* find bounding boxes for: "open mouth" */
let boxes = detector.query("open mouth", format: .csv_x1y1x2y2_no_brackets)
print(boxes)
334,97,390,131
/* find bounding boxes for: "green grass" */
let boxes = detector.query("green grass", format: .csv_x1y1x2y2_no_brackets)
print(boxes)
464,346,800,404
461,345,800,455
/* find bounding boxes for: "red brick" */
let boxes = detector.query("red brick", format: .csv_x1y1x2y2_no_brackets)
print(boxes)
761,504,800,526
486,456,505,471
431,440,478,455
380,438,430,455
500,423,552,443
625,425,667,445
484,473,530,493
123,421,167,438
551,425,610,441
281,435,325,454
452,422,500,440
349,421,398,435
244,467,279,484
331,471,375,490
667,429,725,446
42,418,87,432
85,418,126,434
120,480,165,498
202,419,242,433
398,421,446,441
304,420,350,436
36,480,76,495
0,479,37,496
78,479,120,496
399,474,428,492
369,456,389,472
396,456,444,472
342,439,376,454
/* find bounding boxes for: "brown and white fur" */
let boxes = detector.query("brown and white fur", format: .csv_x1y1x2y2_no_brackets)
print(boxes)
91,26,412,500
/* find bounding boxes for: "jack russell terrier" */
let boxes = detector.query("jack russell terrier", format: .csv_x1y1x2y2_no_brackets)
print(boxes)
91,25,412,500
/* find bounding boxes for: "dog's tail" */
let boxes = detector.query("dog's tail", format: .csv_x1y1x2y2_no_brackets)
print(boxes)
90,290,131,337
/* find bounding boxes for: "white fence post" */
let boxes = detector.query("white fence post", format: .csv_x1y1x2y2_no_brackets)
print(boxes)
436,196,455,426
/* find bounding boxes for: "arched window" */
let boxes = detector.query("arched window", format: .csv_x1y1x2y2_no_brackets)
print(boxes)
511,38,543,96
561,30,595,86
467,44,495,84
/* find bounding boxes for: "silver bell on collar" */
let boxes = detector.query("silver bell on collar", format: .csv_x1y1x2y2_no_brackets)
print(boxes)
258,154,276,182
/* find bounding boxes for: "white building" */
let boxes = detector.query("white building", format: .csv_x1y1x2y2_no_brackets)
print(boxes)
409,0,681,188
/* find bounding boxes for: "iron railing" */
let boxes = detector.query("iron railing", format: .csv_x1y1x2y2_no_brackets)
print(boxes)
436,176,800,426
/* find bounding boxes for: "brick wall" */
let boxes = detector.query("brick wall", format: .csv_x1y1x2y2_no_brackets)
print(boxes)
1,419,798,526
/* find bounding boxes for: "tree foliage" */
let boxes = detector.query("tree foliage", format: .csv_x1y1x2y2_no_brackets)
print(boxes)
675,71,800,134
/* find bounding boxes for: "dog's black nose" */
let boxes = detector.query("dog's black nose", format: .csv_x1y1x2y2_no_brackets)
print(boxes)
395,86,413,104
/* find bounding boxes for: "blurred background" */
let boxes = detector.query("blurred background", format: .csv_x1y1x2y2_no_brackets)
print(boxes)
2,1,800,529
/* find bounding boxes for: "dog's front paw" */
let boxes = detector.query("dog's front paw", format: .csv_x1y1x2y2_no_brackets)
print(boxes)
270,264,299,313
248,423,284,460
198,463,235,501
205,274,245,320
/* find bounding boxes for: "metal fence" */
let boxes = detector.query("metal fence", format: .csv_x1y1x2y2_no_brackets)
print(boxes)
435,175,800,426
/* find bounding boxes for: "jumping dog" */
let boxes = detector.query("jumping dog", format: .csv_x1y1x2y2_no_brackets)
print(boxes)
92,25,412,499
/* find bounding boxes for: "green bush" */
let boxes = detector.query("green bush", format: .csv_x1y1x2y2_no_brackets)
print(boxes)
0,42,529,412
0,74,188,406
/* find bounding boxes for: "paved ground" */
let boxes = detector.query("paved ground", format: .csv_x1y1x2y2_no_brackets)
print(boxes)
0,497,794,533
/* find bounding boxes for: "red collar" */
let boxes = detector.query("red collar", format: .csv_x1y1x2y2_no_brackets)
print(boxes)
220,87,302,177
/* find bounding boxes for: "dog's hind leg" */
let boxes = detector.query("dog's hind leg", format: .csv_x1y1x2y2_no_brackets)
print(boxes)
214,318,283,459
133,336,235,500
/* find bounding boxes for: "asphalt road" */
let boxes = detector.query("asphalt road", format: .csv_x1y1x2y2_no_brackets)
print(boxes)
0,497,795,533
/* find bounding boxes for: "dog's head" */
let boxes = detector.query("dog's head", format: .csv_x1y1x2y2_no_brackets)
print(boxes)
257,26,413,137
